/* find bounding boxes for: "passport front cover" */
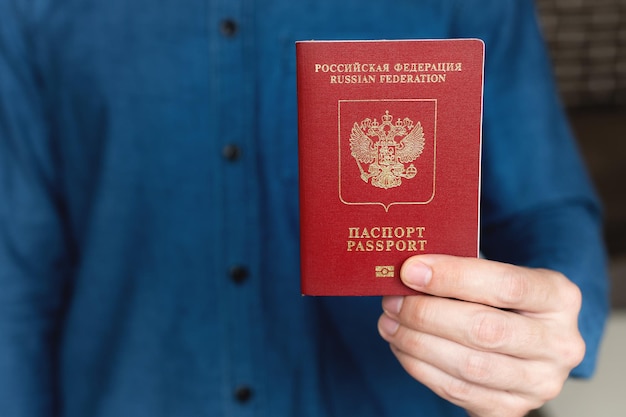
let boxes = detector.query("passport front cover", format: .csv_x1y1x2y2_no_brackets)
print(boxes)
297,39,484,295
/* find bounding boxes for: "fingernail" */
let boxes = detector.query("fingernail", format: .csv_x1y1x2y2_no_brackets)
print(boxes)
402,261,432,288
382,295,404,315
379,314,399,336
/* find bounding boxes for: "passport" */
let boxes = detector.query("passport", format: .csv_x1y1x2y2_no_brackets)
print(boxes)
297,39,484,295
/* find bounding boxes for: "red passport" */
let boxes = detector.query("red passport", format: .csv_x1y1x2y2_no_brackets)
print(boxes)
297,39,484,296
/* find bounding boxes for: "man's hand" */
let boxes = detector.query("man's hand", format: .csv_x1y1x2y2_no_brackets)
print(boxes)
377,255,585,417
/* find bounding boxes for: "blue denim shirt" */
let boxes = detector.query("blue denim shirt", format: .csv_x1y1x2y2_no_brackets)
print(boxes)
0,0,609,416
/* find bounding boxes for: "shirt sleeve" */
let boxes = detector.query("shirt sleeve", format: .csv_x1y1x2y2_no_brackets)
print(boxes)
451,0,610,377
0,2,71,414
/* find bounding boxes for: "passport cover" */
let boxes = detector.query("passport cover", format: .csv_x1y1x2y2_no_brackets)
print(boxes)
297,39,484,295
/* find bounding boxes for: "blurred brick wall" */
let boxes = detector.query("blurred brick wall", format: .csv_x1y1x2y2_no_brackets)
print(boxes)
536,1,626,309
536,0,626,107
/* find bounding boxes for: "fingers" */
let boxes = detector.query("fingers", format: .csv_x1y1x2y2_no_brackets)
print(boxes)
379,307,560,395
389,345,544,417
379,257,587,416
378,295,576,417
381,294,548,359
400,255,582,314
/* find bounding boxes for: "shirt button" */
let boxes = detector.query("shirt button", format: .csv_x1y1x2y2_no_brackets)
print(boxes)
222,144,241,161
229,265,249,284
234,385,253,403
220,19,238,37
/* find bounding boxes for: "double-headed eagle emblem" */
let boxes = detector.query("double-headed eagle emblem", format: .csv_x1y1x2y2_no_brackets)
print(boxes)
349,110,425,189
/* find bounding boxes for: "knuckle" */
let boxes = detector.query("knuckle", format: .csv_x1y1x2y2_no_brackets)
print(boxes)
544,269,582,312
402,296,432,330
403,330,429,353
503,396,542,417
543,379,564,402
533,374,565,403
505,405,531,417
459,352,492,383
497,268,528,306
527,365,570,403
563,333,586,368
563,278,583,312
469,311,510,350
441,377,474,404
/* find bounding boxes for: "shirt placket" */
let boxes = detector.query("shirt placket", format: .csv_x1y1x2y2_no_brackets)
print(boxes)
209,0,262,414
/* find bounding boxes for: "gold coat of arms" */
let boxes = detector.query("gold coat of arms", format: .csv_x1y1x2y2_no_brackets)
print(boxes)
349,110,425,189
